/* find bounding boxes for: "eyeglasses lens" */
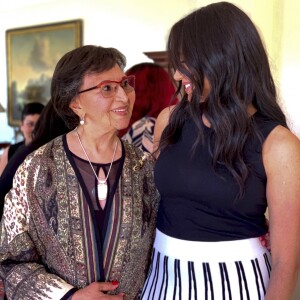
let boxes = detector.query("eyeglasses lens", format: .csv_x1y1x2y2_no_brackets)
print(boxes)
100,76,135,98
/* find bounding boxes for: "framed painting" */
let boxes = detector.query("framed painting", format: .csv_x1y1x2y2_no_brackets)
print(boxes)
6,19,83,126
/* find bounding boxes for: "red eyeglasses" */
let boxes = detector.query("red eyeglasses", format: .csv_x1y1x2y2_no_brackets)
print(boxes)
78,75,135,98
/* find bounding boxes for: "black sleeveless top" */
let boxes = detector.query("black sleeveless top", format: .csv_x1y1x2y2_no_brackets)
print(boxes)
155,112,280,241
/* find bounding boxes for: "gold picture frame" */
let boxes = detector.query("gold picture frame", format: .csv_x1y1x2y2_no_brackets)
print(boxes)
6,20,83,126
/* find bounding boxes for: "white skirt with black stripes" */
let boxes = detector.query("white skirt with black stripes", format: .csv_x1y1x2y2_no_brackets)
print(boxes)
141,229,271,300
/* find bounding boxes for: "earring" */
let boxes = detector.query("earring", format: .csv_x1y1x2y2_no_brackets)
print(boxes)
79,116,85,125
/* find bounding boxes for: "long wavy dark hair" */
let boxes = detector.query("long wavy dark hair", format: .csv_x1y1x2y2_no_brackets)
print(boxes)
161,2,287,197
51,45,126,129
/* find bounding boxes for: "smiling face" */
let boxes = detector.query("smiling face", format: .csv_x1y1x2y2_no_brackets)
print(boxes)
173,69,210,102
70,64,135,133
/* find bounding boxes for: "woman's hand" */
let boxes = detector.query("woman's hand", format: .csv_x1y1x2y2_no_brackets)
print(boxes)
259,218,271,252
71,281,125,299
259,232,271,252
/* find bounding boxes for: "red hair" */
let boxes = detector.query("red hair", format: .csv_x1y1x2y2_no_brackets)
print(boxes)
119,62,178,137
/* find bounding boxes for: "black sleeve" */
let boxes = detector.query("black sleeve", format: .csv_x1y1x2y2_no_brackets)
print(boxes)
60,288,78,300
0,145,34,218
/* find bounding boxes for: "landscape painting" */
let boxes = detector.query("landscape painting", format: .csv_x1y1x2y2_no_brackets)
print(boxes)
6,20,82,126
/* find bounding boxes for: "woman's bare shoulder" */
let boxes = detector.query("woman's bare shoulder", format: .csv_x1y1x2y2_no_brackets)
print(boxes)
153,105,177,155
264,125,300,153
156,105,176,125
263,125,300,174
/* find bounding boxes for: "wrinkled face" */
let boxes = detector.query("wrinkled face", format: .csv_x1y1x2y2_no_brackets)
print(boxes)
20,114,40,143
70,64,136,132
173,67,210,102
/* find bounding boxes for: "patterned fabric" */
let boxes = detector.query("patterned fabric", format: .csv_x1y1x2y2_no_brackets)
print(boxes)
122,117,156,153
142,230,271,300
0,279,4,300
142,248,271,300
0,136,159,300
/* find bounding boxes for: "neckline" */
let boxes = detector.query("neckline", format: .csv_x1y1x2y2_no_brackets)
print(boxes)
65,133,124,166
70,151,123,166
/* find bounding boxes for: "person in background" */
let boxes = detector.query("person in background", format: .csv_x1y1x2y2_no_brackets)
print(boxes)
0,100,70,217
121,62,178,153
0,102,44,176
0,45,159,300
142,2,300,300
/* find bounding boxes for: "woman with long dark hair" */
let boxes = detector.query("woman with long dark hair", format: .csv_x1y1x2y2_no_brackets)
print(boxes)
142,2,300,299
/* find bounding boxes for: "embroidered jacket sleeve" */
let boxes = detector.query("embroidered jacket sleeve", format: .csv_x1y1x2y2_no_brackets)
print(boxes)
0,152,75,300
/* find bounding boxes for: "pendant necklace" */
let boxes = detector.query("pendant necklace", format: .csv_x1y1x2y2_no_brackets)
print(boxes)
75,128,118,202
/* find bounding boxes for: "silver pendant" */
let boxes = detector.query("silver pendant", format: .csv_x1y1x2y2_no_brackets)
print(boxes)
97,180,107,201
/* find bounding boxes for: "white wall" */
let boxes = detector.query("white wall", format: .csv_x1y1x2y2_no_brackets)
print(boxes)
280,0,300,137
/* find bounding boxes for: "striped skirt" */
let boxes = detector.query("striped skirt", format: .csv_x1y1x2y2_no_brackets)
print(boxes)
141,229,271,300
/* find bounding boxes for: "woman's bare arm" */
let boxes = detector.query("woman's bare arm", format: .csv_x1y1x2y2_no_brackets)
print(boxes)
263,125,300,300
153,105,176,158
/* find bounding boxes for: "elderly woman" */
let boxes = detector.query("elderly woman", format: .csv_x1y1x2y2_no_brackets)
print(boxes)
0,45,159,300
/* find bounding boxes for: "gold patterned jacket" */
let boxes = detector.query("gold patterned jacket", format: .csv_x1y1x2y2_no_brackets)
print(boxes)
0,136,159,300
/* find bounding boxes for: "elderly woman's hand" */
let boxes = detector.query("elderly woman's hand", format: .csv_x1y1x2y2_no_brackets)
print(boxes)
71,281,125,299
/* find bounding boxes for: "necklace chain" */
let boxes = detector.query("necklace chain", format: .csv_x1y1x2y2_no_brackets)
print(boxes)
75,127,118,185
